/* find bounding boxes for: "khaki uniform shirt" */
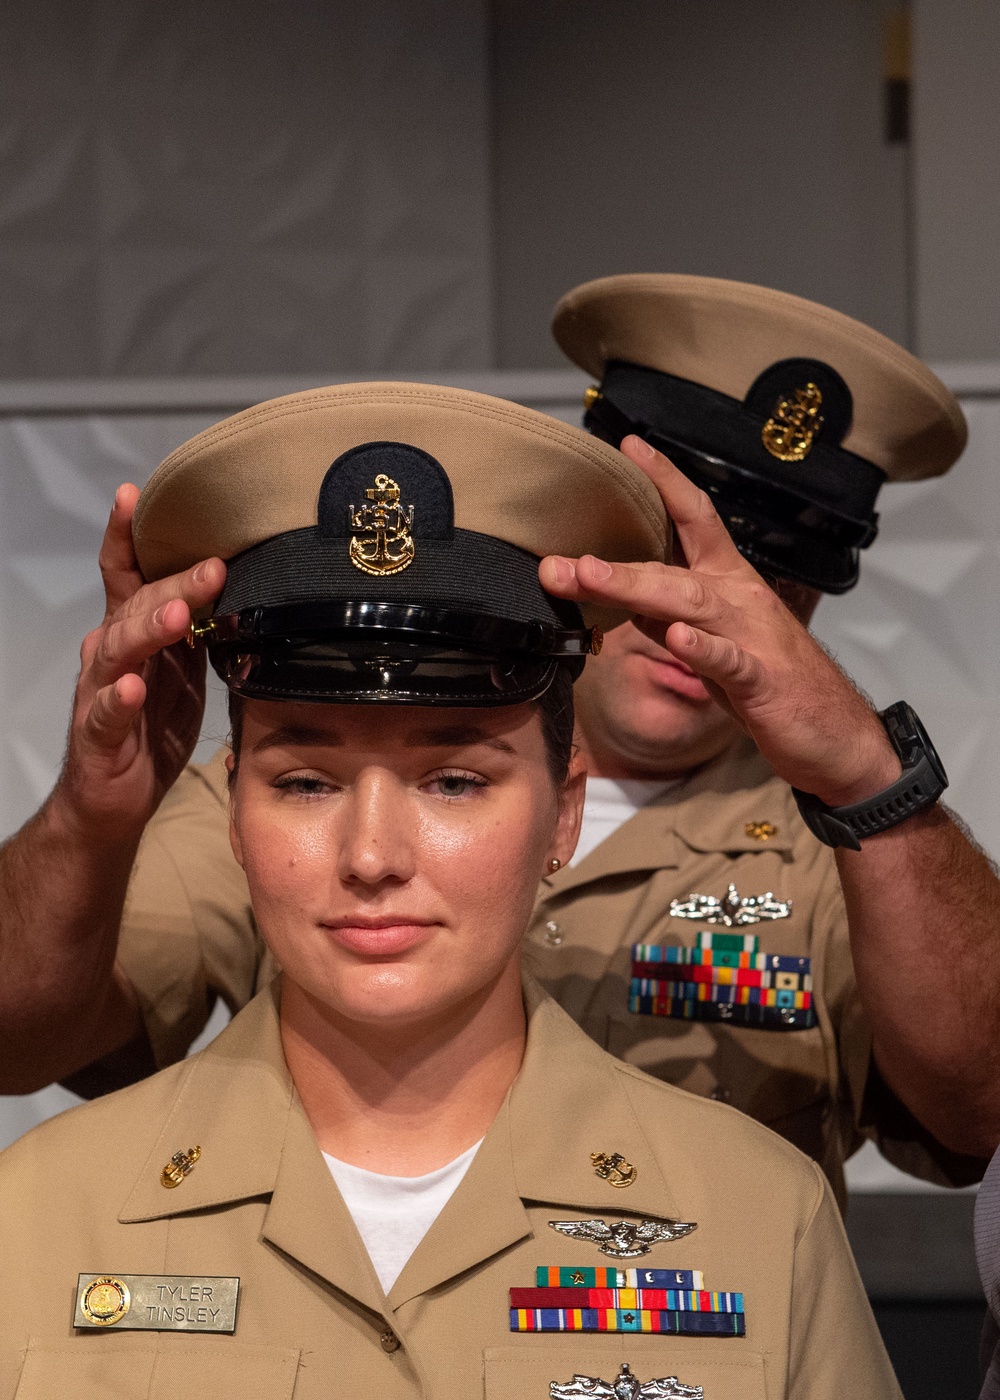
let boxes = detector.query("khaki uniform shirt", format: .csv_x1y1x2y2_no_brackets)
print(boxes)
1,979,900,1400
114,743,975,1207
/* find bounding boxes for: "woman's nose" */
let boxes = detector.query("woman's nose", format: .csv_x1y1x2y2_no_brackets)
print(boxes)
336,770,416,887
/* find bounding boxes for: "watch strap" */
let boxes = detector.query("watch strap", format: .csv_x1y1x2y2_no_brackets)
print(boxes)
792,703,948,850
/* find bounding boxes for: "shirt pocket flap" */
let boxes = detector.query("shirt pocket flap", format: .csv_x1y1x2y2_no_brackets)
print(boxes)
604,1010,829,1126
15,1336,300,1399
485,1345,766,1399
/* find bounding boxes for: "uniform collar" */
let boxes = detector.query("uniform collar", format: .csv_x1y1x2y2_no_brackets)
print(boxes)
389,976,687,1306
118,984,388,1317
119,983,293,1223
541,735,795,895
118,975,690,1312
507,976,682,1218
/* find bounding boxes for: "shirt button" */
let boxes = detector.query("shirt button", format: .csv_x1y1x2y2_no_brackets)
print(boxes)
543,921,563,947
380,1328,401,1353
711,1085,732,1104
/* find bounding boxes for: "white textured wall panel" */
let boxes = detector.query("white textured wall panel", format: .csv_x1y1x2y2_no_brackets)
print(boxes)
0,413,225,830
811,396,1000,860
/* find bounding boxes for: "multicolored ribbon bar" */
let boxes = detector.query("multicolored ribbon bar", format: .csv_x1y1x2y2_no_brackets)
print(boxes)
696,931,759,953
633,946,808,975
631,977,812,1011
510,1288,744,1312
510,1307,745,1336
534,1267,620,1288
631,962,811,991
629,987,816,1031
619,1269,704,1288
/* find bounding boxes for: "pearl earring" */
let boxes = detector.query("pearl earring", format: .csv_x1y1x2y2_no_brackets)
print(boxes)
548,858,562,873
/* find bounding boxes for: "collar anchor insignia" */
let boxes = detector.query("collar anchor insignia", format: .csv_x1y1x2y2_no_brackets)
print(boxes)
160,1145,202,1189
591,1151,637,1188
669,883,792,926
550,1363,703,1399
348,473,415,576
549,1217,696,1258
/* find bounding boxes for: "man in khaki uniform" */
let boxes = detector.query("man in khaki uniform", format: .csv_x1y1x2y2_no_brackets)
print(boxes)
100,279,994,1209
0,383,899,1399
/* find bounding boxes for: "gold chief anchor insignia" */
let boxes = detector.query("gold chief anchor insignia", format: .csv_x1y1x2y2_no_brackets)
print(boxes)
348,473,415,576
591,1150,637,1188
160,1145,202,1189
761,382,824,461
745,820,778,842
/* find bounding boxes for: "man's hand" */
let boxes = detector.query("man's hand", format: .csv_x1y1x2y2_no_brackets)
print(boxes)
0,484,227,1090
54,483,227,841
541,435,900,807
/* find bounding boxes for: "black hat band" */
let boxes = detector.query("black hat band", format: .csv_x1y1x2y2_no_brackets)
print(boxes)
592,361,885,531
216,523,587,634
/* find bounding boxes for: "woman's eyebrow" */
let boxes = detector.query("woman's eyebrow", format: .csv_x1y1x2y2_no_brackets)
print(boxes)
407,725,516,754
250,724,515,755
251,725,340,753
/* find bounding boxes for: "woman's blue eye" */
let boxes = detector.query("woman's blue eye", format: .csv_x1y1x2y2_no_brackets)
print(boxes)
434,773,486,798
439,776,472,796
275,776,329,797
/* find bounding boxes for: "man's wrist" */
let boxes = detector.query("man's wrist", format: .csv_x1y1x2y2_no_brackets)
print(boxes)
43,783,147,860
810,741,903,809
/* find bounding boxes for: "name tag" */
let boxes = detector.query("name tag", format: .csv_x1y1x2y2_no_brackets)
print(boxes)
75,1274,239,1333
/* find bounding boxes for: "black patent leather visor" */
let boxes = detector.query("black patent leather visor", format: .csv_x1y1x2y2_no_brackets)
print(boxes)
204,600,597,705
653,439,864,593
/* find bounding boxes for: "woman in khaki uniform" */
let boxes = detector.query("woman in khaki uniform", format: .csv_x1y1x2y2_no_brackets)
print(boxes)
0,384,899,1399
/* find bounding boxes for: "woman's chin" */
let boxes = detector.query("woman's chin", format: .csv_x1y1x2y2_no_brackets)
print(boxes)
302,966,463,1028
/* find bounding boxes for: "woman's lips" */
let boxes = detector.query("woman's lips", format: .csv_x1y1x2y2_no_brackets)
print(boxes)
641,653,712,702
321,920,437,958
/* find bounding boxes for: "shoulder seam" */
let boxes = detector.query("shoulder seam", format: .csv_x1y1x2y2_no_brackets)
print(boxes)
798,1159,830,1246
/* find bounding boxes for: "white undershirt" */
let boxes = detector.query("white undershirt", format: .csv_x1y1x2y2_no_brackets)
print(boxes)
323,1140,483,1293
571,777,679,865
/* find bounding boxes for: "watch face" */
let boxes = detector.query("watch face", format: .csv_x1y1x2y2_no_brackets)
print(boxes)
887,702,949,788
914,714,948,787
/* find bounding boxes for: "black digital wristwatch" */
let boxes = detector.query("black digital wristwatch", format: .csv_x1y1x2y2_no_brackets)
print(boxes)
792,701,948,851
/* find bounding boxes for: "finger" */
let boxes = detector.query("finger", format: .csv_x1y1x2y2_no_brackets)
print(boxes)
663,620,765,702
98,484,143,619
539,553,737,633
90,596,193,690
619,435,753,576
117,555,227,624
80,674,147,754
